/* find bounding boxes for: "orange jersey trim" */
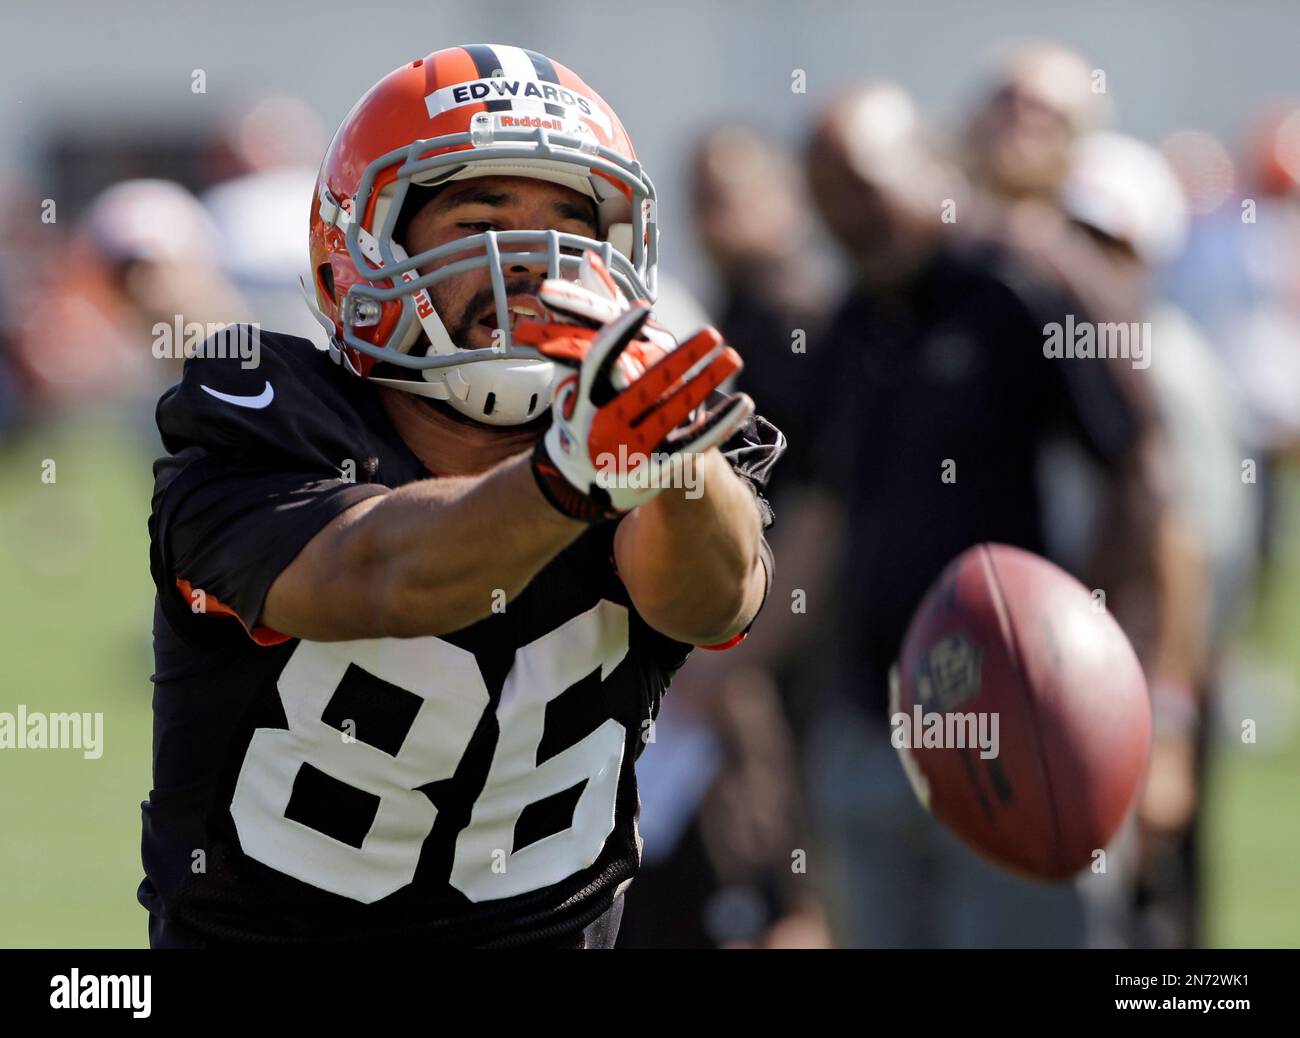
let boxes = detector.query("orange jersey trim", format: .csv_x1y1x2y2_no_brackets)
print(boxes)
174,577,292,647
699,631,747,652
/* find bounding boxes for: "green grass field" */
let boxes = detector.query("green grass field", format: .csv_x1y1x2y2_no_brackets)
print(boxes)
0,413,157,946
0,413,1296,947
1202,479,1300,949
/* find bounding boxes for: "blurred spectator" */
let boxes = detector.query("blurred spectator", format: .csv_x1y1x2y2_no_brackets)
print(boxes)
960,42,1145,328
963,41,1107,208
959,44,1206,702
689,123,846,743
12,179,248,419
1062,133,1255,947
797,83,1174,947
690,124,837,482
0,175,71,439
1162,107,1300,573
202,96,327,343
616,659,828,948
616,132,833,948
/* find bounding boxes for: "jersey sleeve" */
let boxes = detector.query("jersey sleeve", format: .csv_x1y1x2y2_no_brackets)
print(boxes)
148,329,391,646
150,454,387,645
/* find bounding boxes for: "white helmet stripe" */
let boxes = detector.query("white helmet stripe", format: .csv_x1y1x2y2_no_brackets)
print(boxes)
487,45,538,81
487,44,560,119
423,48,611,134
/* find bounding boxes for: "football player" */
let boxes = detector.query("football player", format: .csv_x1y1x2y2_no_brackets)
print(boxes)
139,44,783,948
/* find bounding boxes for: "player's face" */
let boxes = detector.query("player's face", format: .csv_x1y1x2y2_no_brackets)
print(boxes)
403,175,599,350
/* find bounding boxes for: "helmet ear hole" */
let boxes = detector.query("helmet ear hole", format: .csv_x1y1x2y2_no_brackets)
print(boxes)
392,184,443,254
316,263,335,300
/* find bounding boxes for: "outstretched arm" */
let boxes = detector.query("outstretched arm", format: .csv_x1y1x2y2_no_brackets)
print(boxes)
262,450,584,641
614,447,767,646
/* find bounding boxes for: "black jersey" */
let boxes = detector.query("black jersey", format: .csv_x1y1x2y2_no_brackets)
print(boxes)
139,328,780,947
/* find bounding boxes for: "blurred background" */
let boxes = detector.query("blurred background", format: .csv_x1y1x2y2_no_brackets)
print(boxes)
0,0,1297,947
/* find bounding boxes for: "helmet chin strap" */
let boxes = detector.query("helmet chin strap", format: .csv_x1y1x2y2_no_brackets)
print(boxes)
351,225,467,401
354,228,459,361
366,373,454,400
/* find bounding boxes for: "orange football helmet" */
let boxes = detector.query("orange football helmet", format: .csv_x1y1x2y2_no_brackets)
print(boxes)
305,44,658,426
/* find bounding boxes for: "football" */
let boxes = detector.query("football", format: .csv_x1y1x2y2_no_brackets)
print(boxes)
891,543,1151,881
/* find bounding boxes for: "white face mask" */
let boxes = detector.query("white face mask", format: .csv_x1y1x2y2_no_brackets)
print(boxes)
312,124,658,427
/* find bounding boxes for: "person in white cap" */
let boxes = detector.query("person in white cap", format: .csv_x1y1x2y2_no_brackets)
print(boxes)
1062,131,1256,948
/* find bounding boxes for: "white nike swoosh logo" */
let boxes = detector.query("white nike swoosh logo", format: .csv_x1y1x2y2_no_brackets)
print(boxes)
200,381,275,409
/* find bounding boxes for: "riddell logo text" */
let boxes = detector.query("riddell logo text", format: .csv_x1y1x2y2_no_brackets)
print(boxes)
50,970,151,1018
498,115,567,131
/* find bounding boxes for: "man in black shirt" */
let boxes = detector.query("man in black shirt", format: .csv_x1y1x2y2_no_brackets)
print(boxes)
800,84,1166,947
812,239,1142,716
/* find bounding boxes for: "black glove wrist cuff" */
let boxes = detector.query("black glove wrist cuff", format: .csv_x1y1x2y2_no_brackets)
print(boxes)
530,437,614,524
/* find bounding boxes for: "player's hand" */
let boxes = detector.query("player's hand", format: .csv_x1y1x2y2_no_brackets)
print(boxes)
517,251,753,521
